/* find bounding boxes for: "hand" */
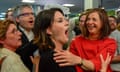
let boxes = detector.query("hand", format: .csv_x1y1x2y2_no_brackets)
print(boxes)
30,56,40,72
30,55,40,65
53,50,81,66
100,53,111,72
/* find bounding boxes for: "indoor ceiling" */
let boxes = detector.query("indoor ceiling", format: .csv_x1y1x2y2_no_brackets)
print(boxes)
0,0,83,14
0,0,120,16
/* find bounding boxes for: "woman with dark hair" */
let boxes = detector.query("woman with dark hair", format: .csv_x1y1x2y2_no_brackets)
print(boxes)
33,8,75,72
54,8,117,72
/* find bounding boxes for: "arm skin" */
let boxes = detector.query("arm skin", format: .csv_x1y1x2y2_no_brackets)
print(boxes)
30,56,40,72
112,55,120,63
53,50,95,71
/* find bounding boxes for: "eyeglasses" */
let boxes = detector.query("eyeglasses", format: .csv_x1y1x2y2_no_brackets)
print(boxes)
18,13,35,17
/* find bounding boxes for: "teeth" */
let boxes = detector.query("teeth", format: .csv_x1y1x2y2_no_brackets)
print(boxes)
87,25,96,30
88,25,93,28
88,24,95,27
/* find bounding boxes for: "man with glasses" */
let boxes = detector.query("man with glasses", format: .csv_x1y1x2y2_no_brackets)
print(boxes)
109,16,120,72
13,4,38,71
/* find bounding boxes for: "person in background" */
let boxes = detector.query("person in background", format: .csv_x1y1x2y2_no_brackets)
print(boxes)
73,23,81,36
117,23,120,31
68,18,76,46
5,8,14,21
108,16,120,72
53,8,117,72
108,16,117,32
78,11,87,35
0,20,29,72
13,4,38,71
78,9,91,35
68,11,88,48
33,8,76,72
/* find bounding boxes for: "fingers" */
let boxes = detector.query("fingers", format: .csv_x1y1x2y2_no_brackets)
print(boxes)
53,50,71,66
100,53,111,64
53,52,67,63
100,54,104,63
106,53,111,64
30,56,34,63
55,59,67,63
59,62,70,67
30,55,40,65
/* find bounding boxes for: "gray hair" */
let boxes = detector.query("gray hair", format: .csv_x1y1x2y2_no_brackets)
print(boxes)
13,4,33,18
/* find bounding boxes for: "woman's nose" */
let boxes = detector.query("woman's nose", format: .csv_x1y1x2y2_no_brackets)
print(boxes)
87,19,93,25
18,31,22,35
65,19,69,26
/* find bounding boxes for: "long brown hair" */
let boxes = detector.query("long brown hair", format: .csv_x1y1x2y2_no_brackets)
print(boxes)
33,8,64,50
83,8,111,39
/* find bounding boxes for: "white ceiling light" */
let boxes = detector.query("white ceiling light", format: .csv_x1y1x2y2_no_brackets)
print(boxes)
0,18,5,20
1,12,6,15
62,4,75,7
0,15,3,18
22,0,35,3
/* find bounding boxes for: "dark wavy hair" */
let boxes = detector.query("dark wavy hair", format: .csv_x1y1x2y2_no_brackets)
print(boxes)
33,8,64,50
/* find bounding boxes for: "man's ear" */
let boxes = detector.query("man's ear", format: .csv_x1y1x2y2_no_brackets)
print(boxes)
46,27,52,35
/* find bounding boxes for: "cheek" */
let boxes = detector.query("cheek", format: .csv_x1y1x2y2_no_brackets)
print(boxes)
52,28,63,39
21,23,29,29
10,39,21,46
52,30,60,36
51,24,65,36
5,39,14,46
20,19,27,24
97,22,102,29
8,39,16,44
99,24,103,30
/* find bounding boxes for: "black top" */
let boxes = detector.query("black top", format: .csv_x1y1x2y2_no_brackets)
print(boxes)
16,25,38,71
39,48,76,72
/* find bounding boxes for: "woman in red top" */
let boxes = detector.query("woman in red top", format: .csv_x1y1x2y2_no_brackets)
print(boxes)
54,8,117,72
